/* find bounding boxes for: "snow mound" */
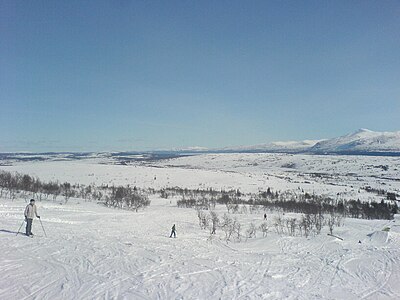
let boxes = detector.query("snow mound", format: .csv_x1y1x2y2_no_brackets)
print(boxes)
390,225,400,233
366,231,389,245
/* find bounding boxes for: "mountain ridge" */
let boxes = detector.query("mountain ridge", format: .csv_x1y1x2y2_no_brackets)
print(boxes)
1,129,400,158
210,129,400,155
309,129,400,154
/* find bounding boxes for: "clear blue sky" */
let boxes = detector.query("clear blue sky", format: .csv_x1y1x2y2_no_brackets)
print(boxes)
1,0,399,152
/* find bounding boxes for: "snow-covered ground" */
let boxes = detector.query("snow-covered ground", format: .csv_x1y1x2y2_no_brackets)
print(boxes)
1,197,400,299
2,153,399,201
1,153,400,299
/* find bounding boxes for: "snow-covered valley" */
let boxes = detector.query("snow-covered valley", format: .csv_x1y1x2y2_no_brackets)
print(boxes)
1,153,400,299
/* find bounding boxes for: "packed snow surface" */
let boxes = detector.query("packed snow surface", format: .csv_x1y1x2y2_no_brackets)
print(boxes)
1,152,400,201
1,153,400,299
1,198,400,299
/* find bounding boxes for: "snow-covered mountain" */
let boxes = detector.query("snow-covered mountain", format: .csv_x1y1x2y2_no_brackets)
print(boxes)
310,129,400,154
2,129,399,159
216,129,400,155
220,140,322,153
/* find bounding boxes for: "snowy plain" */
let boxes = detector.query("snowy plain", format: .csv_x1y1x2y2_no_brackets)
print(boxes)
1,153,400,299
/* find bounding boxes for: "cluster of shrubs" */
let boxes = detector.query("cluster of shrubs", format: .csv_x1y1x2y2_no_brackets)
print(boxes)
172,188,242,210
363,186,386,195
252,193,398,220
104,185,150,211
346,199,397,219
160,187,224,199
0,170,75,202
179,185,397,242
0,170,150,211
1,169,398,220
272,212,343,238
195,207,344,242
196,210,244,242
172,185,398,221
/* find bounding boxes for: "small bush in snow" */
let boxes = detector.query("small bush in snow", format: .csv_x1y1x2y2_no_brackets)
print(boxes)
196,209,209,229
246,222,257,239
220,214,242,242
209,211,219,234
259,222,269,237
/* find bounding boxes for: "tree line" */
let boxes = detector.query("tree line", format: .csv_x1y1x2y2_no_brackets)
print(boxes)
172,185,398,221
0,170,150,211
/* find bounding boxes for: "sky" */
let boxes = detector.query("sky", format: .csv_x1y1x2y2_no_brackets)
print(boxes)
1,0,399,152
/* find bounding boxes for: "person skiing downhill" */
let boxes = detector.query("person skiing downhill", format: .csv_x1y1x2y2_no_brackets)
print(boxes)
170,224,176,238
24,199,40,236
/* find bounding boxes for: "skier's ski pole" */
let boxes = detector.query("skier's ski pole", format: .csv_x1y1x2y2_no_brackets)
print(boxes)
16,220,25,236
39,218,47,237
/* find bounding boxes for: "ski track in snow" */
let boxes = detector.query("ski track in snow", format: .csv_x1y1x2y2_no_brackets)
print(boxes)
1,153,400,299
2,199,400,300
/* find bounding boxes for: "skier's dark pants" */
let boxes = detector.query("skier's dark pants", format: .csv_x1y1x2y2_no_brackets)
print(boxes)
26,218,33,236
170,230,176,238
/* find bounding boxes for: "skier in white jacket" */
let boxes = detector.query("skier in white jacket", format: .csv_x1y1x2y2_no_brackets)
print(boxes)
24,199,40,236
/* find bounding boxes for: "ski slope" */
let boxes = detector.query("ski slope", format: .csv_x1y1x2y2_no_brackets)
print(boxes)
1,153,400,299
1,197,400,299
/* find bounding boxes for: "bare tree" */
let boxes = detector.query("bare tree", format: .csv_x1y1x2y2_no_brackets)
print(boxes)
246,222,257,239
285,218,297,236
233,218,242,242
327,213,342,235
274,215,284,235
259,222,269,237
209,211,219,234
221,213,235,241
196,209,209,229
61,182,73,204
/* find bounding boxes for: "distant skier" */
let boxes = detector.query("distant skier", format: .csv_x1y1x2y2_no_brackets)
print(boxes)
170,224,176,238
24,199,40,236
264,213,267,221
